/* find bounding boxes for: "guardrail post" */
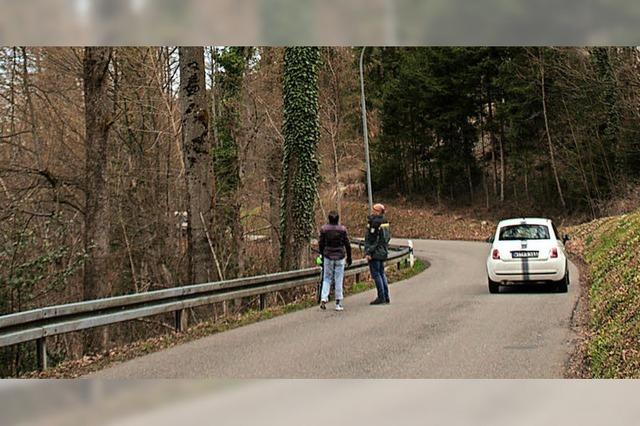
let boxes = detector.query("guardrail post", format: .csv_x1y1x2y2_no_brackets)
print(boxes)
408,240,415,267
36,337,47,371
355,273,361,283
174,309,185,333
259,294,267,310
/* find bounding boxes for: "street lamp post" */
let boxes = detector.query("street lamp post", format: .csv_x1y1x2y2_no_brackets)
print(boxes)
359,47,373,214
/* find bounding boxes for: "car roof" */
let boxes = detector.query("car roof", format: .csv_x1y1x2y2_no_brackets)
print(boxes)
497,218,552,227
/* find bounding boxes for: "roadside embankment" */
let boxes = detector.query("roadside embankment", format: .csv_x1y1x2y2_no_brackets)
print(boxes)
568,211,640,378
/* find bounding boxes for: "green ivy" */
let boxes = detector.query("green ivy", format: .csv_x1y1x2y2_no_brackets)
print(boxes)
280,47,321,267
214,47,246,198
0,223,85,376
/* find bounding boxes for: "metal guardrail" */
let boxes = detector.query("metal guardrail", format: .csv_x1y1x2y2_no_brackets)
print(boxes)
0,241,412,370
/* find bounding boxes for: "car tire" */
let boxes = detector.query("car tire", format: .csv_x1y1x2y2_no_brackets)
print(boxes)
488,278,500,294
555,270,569,293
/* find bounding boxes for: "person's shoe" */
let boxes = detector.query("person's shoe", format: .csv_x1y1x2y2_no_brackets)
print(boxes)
384,299,390,304
320,300,327,310
335,304,344,311
370,298,383,305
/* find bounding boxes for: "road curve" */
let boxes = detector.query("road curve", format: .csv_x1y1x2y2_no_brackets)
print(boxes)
91,240,579,378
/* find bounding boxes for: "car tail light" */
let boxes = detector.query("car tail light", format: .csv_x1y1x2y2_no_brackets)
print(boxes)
492,249,500,260
550,247,558,258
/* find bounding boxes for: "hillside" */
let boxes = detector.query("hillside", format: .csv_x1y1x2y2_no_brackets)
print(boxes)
337,201,496,241
569,211,640,378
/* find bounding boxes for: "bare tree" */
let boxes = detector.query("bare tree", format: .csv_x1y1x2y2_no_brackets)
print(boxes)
178,47,214,285
83,47,113,352
318,47,362,217
539,50,567,209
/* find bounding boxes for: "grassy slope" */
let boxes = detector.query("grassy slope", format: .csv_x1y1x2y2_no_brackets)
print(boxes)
569,211,640,378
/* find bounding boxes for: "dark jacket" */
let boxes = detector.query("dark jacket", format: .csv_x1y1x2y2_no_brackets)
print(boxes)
319,223,352,262
364,215,390,260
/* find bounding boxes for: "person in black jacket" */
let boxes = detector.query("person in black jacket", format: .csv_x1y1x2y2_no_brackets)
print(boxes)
318,211,352,311
364,203,391,305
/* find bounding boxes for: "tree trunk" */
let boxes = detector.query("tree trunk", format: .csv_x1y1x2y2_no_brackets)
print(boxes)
9,47,17,161
467,162,474,202
280,47,321,271
83,47,113,353
20,47,40,153
499,113,506,204
179,47,214,287
209,47,220,148
524,162,530,202
267,141,282,258
479,99,490,209
488,96,498,198
213,47,247,280
437,164,443,207
593,47,622,178
539,51,567,209
562,96,596,217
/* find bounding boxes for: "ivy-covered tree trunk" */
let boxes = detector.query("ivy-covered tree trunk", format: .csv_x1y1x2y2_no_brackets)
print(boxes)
179,47,213,285
213,47,247,279
83,47,113,353
280,47,321,271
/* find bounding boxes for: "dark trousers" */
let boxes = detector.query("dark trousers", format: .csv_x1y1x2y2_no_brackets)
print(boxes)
369,259,389,302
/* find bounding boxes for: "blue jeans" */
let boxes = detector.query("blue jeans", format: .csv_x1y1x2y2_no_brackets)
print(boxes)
369,259,389,302
321,258,345,302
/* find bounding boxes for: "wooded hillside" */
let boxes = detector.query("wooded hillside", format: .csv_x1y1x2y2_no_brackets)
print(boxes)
365,47,640,216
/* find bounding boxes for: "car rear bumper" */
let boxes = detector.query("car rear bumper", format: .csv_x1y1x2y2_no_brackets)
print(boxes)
487,258,566,283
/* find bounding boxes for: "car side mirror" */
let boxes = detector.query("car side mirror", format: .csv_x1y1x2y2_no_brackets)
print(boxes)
486,236,494,243
563,234,571,243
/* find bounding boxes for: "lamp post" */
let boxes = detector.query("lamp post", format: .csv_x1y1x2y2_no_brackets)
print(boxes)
359,47,373,214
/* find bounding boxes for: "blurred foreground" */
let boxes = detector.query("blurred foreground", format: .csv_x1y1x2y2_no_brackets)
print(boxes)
2,380,639,426
1,0,639,45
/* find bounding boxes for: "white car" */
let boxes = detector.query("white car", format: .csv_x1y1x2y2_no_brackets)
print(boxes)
486,218,570,293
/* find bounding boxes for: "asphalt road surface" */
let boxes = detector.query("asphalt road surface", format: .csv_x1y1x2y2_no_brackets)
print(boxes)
91,240,579,378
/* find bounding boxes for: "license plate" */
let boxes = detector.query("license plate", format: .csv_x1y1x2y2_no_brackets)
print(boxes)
512,251,539,258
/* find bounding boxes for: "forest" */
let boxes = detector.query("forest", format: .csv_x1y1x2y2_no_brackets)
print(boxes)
1,46,639,375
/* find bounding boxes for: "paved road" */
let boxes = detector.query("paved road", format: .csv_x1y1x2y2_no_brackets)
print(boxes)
91,240,579,378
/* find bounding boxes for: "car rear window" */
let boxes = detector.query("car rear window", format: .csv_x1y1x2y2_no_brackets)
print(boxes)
499,224,550,240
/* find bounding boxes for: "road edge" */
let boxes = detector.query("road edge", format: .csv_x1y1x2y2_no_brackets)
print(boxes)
563,254,592,378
